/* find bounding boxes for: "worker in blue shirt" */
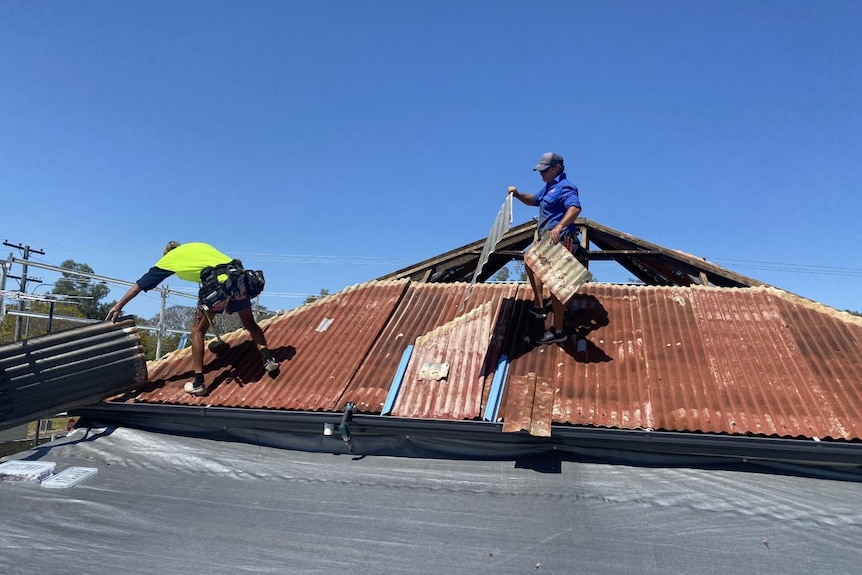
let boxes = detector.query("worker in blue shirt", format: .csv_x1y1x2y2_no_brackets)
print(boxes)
508,152,583,345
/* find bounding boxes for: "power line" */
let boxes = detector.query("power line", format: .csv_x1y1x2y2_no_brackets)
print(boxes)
14,241,862,279
15,241,420,267
708,258,862,277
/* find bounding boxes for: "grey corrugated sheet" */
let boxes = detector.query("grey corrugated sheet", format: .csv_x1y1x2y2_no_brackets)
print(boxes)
0,319,146,431
115,281,862,443
459,195,512,309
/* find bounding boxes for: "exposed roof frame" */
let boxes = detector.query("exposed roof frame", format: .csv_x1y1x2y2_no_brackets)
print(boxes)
379,219,765,288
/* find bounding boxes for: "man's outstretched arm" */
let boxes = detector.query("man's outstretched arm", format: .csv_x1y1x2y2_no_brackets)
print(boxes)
106,284,142,322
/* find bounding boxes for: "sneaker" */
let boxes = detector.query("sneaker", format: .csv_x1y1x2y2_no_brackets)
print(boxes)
183,381,207,396
534,328,568,345
264,357,279,373
528,303,552,318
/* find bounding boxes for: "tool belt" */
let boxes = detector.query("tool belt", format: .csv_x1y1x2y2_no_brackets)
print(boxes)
198,260,266,313
244,268,265,299
198,259,246,312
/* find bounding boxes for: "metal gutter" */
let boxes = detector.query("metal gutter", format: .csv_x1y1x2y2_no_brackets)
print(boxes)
73,402,862,468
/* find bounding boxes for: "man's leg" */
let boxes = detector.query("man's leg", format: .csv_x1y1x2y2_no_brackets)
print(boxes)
526,266,543,303
535,234,578,345
237,306,267,350
525,266,549,317
236,306,279,373
533,295,568,345
184,308,211,395
551,297,566,333
190,308,210,373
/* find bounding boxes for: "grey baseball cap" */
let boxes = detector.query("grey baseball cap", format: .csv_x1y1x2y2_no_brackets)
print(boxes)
533,152,564,171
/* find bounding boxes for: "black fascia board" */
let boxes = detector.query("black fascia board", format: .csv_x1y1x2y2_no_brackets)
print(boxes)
72,402,862,468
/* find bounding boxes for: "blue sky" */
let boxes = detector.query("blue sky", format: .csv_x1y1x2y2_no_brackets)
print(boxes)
1,0,860,320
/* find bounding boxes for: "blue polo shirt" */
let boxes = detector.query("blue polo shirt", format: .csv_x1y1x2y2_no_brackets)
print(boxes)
533,172,581,239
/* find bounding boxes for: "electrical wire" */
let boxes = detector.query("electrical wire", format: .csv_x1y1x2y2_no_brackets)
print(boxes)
707,258,862,277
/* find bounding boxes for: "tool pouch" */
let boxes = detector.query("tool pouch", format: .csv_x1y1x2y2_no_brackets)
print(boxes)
245,269,265,299
199,259,246,312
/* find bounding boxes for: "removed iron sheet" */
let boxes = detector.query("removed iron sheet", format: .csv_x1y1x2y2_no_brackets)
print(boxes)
524,235,593,304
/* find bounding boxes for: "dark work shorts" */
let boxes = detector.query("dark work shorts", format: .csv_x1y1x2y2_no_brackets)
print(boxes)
227,296,251,313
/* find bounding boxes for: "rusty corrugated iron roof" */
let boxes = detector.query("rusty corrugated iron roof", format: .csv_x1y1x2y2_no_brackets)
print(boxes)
115,281,862,442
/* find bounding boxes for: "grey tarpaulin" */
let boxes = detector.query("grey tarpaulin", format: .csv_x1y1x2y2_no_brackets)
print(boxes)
1,421,861,575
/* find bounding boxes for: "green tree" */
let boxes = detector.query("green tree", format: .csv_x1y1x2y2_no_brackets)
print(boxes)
0,312,15,344
0,297,83,344
159,305,198,330
208,300,274,333
305,288,330,304
492,267,510,282
136,329,161,361
52,260,114,320
18,300,82,338
138,304,196,359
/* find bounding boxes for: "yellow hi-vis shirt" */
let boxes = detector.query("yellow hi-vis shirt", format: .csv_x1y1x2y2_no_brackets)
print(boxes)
136,242,233,290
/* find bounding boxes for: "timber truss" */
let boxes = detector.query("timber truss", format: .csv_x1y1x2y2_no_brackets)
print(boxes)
378,219,765,288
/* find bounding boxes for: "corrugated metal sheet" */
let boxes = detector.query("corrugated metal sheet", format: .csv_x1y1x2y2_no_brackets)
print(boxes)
459,195,513,310
115,281,862,442
343,282,520,416
0,319,147,430
504,284,862,441
523,234,593,302
142,281,411,411
391,300,494,420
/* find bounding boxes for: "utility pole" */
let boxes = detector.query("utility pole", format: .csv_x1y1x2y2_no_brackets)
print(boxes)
3,241,45,342
0,254,9,323
156,285,169,358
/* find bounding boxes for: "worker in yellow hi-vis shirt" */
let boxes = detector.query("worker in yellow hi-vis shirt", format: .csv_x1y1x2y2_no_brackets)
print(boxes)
106,241,278,396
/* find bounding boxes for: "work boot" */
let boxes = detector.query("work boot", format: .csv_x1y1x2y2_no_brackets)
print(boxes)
533,328,568,345
262,350,279,374
183,380,207,396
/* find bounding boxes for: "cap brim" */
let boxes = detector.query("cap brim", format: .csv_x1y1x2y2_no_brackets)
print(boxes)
533,163,549,171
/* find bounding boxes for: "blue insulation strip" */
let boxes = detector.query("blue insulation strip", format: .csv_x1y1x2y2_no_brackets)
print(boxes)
482,354,510,422
382,345,413,415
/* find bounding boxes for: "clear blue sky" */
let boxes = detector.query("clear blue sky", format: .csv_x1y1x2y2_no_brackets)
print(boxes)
2,1,860,319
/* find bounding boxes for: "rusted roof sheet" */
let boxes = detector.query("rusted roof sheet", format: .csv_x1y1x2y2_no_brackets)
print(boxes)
523,234,593,303
391,300,494,420
116,281,862,442
141,281,410,411
502,284,862,441
340,282,519,417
